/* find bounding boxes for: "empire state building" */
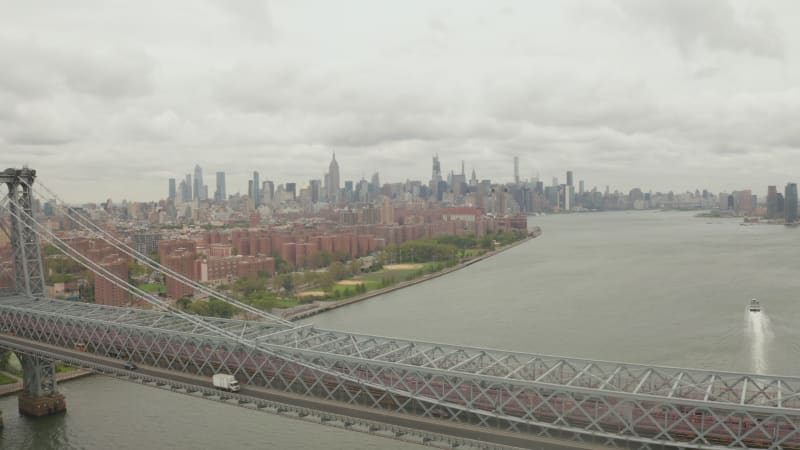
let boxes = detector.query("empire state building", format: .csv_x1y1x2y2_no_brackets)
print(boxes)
327,152,340,202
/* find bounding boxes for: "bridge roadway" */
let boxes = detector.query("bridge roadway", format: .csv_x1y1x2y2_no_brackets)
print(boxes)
0,333,601,450
3,295,800,449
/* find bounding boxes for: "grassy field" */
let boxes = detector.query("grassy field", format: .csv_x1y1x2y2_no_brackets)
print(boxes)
286,252,489,307
0,372,18,385
55,365,75,373
327,263,440,299
357,266,423,284
139,283,166,294
463,249,487,258
273,297,303,309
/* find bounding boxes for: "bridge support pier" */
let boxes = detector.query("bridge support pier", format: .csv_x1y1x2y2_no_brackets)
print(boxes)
18,355,65,417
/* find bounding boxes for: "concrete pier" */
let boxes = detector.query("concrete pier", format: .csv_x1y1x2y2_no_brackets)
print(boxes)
17,355,66,417
18,391,66,417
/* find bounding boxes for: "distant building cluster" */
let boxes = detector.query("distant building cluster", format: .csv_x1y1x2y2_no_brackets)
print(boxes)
29,183,525,301
23,153,800,233
51,154,749,230
720,182,798,223
12,153,800,306
53,237,138,307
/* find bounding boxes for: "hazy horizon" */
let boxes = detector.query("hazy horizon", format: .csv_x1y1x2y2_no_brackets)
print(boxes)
4,1,800,202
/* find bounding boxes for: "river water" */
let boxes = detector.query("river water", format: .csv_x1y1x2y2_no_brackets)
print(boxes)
3,211,799,449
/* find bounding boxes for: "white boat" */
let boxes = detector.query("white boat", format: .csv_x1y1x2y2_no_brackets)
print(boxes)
748,298,761,313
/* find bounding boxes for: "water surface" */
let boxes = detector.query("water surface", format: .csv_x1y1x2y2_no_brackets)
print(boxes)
4,211,797,449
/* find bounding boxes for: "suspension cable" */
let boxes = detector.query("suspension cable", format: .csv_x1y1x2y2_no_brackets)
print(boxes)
4,187,503,421
0,198,257,342
0,197,460,408
0,197,10,241
27,179,292,326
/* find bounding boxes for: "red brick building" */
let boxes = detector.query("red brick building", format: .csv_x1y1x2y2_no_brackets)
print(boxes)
160,241,197,299
95,254,131,306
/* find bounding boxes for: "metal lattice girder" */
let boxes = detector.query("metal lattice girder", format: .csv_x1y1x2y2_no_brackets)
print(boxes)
19,354,57,397
1,168,45,297
0,338,540,450
3,296,800,448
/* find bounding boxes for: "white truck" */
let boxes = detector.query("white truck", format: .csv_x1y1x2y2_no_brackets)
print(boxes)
212,374,240,392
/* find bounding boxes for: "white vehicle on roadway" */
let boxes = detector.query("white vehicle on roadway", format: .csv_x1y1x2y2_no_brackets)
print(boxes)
212,374,240,392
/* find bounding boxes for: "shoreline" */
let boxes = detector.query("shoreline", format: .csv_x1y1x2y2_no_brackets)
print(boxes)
280,228,541,322
0,369,93,397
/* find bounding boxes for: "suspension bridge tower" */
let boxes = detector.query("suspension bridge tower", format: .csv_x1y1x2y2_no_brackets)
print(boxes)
1,168,66,418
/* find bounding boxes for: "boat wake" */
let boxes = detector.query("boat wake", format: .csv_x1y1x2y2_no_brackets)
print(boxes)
746,310,773,374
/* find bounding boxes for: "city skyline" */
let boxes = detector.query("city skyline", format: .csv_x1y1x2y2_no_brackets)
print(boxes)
38,153,800,205
5,1,800,201
156,155,800,207
6,2,800,449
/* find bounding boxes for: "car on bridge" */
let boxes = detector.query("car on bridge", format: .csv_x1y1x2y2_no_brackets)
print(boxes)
123,361,137,370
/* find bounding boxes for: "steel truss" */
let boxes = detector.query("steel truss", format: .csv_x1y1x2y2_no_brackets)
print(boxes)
0,339,524,450
19,353,58,397
4,167,799,448
2,295,800,449
0,168,44,297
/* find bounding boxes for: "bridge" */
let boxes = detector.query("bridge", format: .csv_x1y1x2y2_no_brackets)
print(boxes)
1,167,800,450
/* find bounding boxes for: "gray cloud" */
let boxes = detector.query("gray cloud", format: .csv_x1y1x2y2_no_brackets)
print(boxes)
1,0,799,202
616,0,783,58
0,38,154,101
211,0,274,41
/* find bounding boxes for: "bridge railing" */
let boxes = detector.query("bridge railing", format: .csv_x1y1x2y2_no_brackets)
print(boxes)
3,295,800,449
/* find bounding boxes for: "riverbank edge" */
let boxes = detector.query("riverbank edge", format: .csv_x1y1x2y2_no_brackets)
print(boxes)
281,228,541,322
0,369,93,398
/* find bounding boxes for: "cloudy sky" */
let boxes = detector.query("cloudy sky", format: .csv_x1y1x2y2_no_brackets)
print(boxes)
2,0,799,202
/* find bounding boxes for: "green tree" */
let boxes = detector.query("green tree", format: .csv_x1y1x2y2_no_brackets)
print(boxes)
271,252,292,274
176,297,192,310
207,298,237,318
45,244,63,256
332,250,350,263
318,271,335,291
233,277,265,296
281,274,295,293
187,300,208,316
328,262,348,281
348,259,361,276
302,271,317,286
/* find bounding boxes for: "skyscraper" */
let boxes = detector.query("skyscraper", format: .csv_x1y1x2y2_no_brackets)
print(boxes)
215,172,226,202
495,187,507,216
252,171,261,207
514,156,519,184
327,153,340,202
344,180,353,199
183,174,192,202
566,171,573,187
309,179,321,203
431,155,442,182
767,186,777,219
370,172,380,194
431,155,442,197
193,165,204,201
264,181,275,203
785,183,797,223
168,178,176,201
